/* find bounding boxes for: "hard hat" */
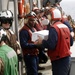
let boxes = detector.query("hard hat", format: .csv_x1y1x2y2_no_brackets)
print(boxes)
24,12,36,23
50,8,62,20
0,29,6,42
26,11,36,18
0,10,13,26
0,10,13,18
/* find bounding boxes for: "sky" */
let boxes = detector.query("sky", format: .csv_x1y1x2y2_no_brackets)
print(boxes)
60,0,75,20
61,0,74,1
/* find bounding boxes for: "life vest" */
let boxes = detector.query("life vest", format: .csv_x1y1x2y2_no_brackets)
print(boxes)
35,23,43,31
34,18,47,31
20,25,39,55
47,22,71,61
18,0,24,18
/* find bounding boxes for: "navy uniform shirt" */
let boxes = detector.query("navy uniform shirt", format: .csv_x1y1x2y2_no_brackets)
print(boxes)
19,30,37,49
42,27,73,50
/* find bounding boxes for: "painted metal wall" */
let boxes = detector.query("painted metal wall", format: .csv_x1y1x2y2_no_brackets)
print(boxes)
1,0,9,10
0,0,2,11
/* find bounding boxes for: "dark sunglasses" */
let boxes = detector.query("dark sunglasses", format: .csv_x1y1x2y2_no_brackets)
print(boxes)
1,17,13,24
2,19,13,24
2,20,11,24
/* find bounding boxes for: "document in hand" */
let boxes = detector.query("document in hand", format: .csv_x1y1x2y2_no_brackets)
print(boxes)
32,30,49,42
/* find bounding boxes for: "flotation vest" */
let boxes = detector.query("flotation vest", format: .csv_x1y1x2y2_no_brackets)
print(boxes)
20,25,39,55
34,18,46,31
18,0,24,18
35,23,43,31
47,22,71,61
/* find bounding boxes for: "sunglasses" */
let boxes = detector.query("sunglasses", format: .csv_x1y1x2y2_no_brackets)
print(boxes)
2,19,13,24
2,20,11,24
1,18,13,24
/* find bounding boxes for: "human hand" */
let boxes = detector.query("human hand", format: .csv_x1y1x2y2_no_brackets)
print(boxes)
70,31,74,37
17,49,21,54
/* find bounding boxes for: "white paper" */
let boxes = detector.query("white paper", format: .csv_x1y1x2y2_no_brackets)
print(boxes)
32,30,49,42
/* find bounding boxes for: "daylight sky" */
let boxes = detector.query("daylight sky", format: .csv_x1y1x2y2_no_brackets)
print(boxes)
61,0,74,1
60,0,75,20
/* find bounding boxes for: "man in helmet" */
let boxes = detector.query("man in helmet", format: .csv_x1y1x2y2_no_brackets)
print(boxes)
0,10,22,61
19,11,42,75
35,8,73,75
0,28,18,75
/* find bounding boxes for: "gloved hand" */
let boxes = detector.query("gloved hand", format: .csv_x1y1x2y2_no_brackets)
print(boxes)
17,54,23,61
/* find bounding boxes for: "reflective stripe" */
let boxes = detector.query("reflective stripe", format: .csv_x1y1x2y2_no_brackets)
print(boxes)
6,50,16,59
57,24,68,28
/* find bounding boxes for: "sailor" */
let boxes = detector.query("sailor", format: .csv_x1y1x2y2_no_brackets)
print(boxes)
0,10,22,61
35,8,73,75
0,28,18,75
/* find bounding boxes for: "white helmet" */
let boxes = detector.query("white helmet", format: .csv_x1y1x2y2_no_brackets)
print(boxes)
0,10,13,18
47,8,62,21
24,11,36,23
26,11,36,18
0,10,13,26
0,29,6,42
30,11,36,17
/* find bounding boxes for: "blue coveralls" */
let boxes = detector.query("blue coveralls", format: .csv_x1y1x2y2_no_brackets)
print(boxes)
19,30,38,75
41,26,73,75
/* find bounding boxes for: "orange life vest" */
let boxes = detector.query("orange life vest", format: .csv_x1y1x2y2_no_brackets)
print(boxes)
18,0,24,18
47,22,71,61
20,25,39,55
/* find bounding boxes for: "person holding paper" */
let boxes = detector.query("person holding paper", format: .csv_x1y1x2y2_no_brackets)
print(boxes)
35,8,73,75
19,12,42,75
